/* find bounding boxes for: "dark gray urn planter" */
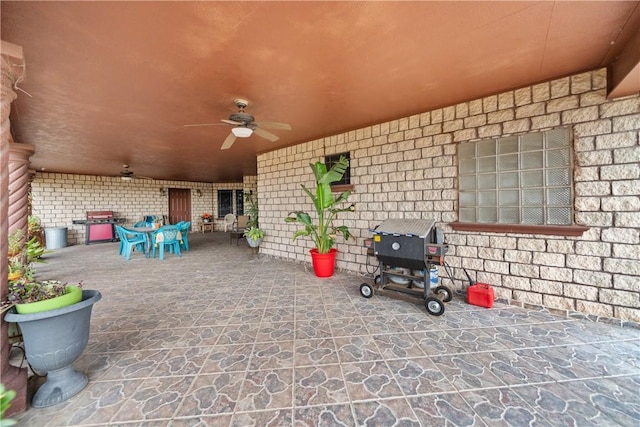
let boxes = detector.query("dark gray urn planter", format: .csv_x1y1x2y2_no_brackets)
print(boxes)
4,290,101,408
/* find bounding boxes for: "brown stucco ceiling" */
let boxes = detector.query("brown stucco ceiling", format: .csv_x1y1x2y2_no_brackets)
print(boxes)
2,1,639,183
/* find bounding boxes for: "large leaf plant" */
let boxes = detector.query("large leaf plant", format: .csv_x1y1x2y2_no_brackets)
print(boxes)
285,156,355,253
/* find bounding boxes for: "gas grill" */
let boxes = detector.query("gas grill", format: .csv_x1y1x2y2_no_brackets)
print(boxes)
72,210,126,245
359,218,454,316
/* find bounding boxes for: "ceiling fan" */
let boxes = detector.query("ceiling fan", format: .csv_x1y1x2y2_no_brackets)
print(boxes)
185,98,291,150
119,164,152,181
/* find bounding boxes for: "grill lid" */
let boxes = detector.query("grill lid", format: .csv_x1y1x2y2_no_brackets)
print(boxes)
87,210,113,219
372,219,436,238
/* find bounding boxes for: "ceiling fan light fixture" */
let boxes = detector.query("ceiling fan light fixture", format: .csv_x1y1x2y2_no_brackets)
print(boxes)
231,127,253,138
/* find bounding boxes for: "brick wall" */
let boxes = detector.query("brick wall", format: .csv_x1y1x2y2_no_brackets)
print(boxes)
30,174,246,245
258,69,640,323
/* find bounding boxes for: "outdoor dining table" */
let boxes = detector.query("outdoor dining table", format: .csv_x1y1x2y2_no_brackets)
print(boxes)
133,226,183,258
133,226,157,256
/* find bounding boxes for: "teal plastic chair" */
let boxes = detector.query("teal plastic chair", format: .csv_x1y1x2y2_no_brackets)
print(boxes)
133,221,147,227
115,225,148,260
177,221,191,251
151,225,182,260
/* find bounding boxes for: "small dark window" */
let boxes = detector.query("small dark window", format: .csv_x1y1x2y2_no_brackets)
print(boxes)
325,152,351,186
218,190,233,217
235,190,244,215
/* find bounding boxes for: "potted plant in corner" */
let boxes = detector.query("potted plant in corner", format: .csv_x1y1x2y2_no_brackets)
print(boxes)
284,155,355,277
243,190,264,248
2,243,101,408
201,212,212,223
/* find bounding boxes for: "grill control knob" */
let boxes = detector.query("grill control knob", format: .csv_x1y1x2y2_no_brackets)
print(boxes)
392,242,400,251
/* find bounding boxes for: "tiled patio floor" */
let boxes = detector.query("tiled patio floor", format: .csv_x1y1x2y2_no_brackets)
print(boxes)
9,232,640,426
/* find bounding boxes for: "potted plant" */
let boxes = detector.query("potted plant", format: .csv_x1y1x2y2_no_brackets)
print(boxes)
27,215,45,248
0,384,17,427
243,191,264,247
7,230,22,258
284,156,355,277
2,247,101,408
201,212,212,223
244,226,264,248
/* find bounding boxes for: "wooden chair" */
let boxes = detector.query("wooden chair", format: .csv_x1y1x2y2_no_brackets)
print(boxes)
230,215,249,245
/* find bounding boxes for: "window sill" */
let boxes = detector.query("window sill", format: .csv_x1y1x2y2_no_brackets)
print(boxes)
331,184,354,193
448,222,589,237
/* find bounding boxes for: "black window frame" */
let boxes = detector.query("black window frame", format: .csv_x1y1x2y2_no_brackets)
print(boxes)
235,190,244,216
324,152,351,186
217,189,233,218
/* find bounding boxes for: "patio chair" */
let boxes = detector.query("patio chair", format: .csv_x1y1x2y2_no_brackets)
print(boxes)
151,225,182,260
223,213,236,232
176,221,191,251
230,215,249,245
115,225,148,260
236,215,249,230
133,221,146,227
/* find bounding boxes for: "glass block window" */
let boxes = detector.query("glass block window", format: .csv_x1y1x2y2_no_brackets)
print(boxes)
458,128,573,225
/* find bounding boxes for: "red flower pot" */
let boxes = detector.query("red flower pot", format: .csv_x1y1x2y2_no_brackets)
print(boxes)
310,248,337,277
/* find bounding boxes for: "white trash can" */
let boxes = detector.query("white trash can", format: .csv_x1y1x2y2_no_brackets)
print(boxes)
45,227,68,249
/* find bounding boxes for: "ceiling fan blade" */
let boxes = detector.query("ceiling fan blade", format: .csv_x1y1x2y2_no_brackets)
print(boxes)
221,132,237,150
255,121,291,130
183,123,227,127
221,119,243,126
254,127,279,142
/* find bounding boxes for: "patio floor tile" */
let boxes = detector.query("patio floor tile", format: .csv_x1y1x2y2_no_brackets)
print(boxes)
8,232,639,426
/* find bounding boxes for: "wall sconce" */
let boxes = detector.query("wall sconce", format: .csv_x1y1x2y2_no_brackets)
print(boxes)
196,189,202,197
159,188,167,196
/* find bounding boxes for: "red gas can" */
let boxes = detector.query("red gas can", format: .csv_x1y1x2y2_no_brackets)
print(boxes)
463,268,495,308
467,283,494,308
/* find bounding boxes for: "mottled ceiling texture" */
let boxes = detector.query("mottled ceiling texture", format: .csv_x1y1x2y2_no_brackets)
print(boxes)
2,1,639,182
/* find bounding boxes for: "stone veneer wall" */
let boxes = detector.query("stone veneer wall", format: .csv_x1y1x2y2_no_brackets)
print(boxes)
30,173,245,245
258,68,640,323
243,175,257,195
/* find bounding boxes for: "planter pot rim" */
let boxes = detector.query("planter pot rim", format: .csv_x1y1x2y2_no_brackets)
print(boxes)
5,290,101,323
310,248,338,255
15,285,82,314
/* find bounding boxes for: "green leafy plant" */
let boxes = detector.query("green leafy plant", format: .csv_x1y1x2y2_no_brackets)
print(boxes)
28,215,46,250
7,230,22,257
0,384,17,427
8,256,33,282
243,190,263,243
26,236,48,264
8,227,49,262
284,156,355,253
2,279,82,314
3,241,77,314
7,279,68,305
244,226,264,240
244,191,260,230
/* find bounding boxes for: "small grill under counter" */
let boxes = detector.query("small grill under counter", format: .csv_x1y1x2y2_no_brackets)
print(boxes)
72,211,126,245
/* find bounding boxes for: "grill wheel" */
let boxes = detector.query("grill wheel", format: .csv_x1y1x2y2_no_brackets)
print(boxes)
425,297,445,316
434,285,453,302
359,283,374,298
